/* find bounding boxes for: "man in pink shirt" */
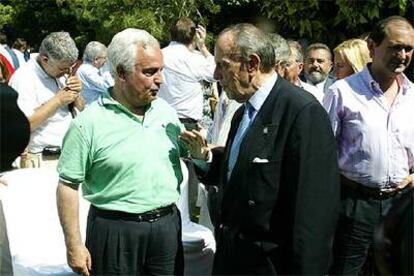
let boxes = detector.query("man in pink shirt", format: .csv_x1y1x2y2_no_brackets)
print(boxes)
323,16,414,275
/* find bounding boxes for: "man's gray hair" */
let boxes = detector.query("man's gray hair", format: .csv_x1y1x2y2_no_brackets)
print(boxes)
288,40,304,63
107,28,160,78
83,41,107,63
219,23,275,72
38,32,78,63
268,33,291,63
305,43,332,61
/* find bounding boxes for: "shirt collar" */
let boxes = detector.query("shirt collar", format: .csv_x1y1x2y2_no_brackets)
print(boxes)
247,72,278,113
33,58,55,81
99,89,154,118
363,64,413,96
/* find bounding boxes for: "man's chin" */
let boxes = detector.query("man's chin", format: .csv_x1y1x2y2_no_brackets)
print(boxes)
306,72,325,85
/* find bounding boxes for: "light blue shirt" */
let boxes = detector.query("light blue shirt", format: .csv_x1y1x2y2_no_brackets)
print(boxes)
77,63,112,106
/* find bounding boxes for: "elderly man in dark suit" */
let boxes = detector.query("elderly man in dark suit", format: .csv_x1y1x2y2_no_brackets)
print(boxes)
181,23,340,275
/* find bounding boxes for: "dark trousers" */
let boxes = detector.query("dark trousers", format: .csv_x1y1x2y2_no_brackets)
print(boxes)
330,183,409,275
86,205,184,275
213,225,279,275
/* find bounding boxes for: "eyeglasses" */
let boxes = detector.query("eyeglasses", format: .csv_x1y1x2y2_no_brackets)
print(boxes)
48,60,76,74
277,60,300,69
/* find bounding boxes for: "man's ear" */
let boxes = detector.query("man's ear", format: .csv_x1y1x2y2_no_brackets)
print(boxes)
39,54,49,64
247,54,260,73
298,62,304,74
367,38,376,59
117,65,127,81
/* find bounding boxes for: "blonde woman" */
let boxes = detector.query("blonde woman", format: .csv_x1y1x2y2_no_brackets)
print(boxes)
333,38,371,79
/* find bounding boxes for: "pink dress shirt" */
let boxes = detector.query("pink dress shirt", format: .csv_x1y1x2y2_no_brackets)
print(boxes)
323,66,414,188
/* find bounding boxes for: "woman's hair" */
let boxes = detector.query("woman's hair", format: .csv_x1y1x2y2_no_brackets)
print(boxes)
333,38,371,73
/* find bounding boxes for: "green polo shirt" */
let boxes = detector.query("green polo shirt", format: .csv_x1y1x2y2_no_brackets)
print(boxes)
57,91,187,213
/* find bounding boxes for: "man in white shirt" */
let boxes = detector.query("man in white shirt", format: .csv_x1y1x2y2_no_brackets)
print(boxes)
158,17,215,130
282,40,324,103
9,31,84,168
303,43,335,95
77,41,112,106
324,16,414,275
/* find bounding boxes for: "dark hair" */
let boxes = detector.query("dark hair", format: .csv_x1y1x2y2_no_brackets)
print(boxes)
369,16,413,45
12,38,27,51
219,23,275,73
170,17,196,45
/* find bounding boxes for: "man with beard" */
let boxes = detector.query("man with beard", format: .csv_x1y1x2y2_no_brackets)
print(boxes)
324,16,414,275
303,43,335,95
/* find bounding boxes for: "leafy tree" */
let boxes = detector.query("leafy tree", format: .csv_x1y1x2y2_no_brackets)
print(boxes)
0,0,412,52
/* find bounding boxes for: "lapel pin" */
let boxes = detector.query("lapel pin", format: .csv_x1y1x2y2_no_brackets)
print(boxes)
263,127,268,134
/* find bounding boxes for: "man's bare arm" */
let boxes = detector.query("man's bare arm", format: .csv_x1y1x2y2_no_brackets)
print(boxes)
57,182,91,276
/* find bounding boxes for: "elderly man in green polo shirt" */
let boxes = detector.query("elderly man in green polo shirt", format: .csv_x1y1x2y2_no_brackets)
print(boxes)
56,29,187,276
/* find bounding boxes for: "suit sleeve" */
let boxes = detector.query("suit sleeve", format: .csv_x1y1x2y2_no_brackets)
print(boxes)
288,101,340,274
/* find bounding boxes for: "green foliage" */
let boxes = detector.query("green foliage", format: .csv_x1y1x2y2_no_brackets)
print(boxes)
0,4,14,28
260,0,412,47
3,0,413,52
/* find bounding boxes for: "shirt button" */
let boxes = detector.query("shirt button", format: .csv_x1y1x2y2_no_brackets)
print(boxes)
248,200,256,206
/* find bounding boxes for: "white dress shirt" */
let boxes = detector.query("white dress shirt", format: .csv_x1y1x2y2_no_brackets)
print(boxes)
323,66,414,188
9,59,72,153
158,42,215,121
300,80,324,104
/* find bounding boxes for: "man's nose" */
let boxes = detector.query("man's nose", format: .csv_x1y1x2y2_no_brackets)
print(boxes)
213,67,221,81
396,48,407,59
154,71,163,85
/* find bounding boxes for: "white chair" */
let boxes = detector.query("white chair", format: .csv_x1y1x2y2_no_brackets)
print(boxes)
0,168,89,275
177,160,216,275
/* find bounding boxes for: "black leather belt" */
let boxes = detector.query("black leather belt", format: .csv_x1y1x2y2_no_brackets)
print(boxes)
179,118,198,124
90,204,175,222
340,175,404,200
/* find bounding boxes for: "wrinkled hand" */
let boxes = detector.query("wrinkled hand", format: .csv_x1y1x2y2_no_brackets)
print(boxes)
180,129,210,160
398,173,414,189
67,244,91,276
195,25,207,50
65,76,83,93
56,88,80,106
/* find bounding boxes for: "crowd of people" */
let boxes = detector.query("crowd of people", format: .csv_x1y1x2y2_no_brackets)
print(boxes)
0,14,413,275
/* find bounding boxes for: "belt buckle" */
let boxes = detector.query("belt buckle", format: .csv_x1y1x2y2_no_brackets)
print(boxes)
148,213,161,222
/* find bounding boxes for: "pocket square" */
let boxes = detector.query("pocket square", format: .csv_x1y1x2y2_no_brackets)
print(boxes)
252,157,269,163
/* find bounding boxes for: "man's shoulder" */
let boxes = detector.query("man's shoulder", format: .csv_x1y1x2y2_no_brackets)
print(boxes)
276,77,319,106
10,60,36,79
9,61,39,90
73,102,106,125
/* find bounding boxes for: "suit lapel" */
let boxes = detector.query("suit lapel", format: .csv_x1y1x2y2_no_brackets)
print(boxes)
225,77,284,186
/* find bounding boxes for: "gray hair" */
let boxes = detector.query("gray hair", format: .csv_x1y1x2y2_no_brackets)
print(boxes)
219,23,275,73
38,32,78,63
305,43,332,61
288,40,304,62
107,28,160,78
83,41,107,63
268,33,291,63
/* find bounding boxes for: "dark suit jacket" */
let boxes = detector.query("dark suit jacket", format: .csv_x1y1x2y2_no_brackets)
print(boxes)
204,76,340,275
